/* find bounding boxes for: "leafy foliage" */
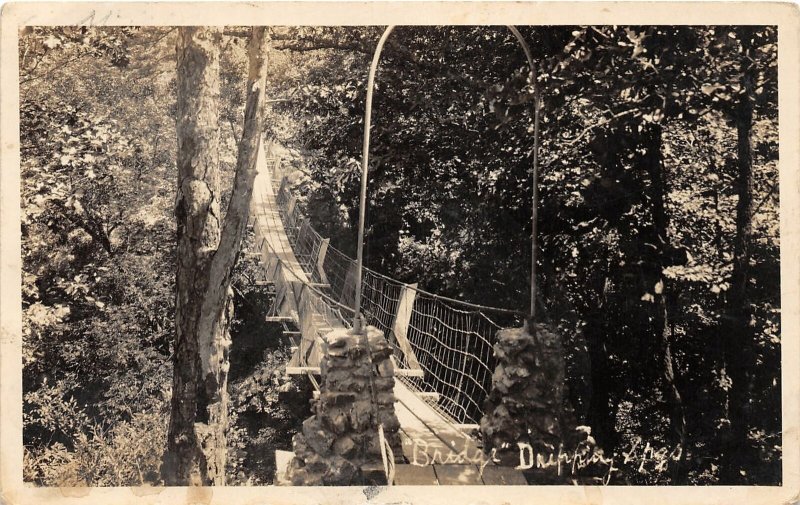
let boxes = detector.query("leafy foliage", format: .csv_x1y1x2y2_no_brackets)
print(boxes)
23,409,168,486
20,27,177,483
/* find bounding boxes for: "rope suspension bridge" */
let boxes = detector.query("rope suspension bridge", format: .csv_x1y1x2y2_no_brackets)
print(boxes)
243,24,542,486
246,138,527,485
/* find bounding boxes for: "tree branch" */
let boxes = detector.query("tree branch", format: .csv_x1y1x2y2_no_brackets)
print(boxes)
196,27,269,379
61,206,114,256
20,51,93,86
273,39,373,55
567,108,637,146
753,179,778,215
272,32,491,92
227,116,240,147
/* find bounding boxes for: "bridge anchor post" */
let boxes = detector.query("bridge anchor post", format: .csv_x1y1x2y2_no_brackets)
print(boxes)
480,323,577,473
285,325,402,485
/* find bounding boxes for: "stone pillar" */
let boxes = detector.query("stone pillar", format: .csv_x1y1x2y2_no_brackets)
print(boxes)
287,325,402,485
480,323,573,466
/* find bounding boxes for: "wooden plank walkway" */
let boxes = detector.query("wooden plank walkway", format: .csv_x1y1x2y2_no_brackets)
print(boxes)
393,381,527,485
251,139,526,485
250,149,346,369
250,149,310,286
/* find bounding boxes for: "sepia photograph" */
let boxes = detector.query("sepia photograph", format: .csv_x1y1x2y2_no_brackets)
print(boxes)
1,2,799,504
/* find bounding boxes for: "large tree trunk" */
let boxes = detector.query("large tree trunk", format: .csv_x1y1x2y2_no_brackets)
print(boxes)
162,26,269,486
721,62,756,482
642,125,687,469
162,26,224,486
586,310,620,452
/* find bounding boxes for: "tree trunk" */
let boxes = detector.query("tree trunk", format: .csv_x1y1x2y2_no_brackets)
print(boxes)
162,26,269,486
162,26,224,486
642,124,687,469
585,273,620,452
586,315,619,451
722,63,756,482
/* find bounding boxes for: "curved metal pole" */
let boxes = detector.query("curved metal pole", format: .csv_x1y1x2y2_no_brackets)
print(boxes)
353,25,395,330
506,25,541,328
353,25,540,330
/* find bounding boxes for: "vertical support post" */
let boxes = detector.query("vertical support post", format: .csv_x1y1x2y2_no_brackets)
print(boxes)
296,284,314,365
455,326,470,411
317,238,330,284
341,260,359,309
295,218,309,257
506,25,540,327
391,283,421,371
273,261,286,310
266,249,279,280
277,176,288,199
252,215,263,244
271,155,282,184
354,25,396,331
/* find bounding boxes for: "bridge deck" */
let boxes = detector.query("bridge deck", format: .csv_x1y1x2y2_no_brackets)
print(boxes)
251,141,525,485
393,381,527,485
251,148,344,370
250,148,310,286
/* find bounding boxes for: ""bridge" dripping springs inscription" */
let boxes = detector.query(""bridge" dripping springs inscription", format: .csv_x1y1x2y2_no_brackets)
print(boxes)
409,436,683,485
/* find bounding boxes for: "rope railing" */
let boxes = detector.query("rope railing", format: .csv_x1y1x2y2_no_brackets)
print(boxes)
254,160,523,426
378,423,395,485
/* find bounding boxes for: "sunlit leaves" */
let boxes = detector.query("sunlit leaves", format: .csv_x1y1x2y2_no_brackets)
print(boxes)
20,27,176,464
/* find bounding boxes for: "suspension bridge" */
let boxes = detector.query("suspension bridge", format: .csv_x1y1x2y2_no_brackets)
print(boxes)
246,138,528,485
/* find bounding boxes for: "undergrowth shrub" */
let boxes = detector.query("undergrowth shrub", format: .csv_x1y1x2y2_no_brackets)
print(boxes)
227,347,313,485
23,407,168,486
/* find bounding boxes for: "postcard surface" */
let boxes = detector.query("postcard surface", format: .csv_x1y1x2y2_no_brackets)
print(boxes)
1,2,798,504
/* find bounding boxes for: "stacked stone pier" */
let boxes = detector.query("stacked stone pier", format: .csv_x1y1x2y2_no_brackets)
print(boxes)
286,326,402,486
480,323,574,466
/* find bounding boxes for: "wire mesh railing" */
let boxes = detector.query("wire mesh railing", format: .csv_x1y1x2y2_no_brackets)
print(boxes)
259,158,522,425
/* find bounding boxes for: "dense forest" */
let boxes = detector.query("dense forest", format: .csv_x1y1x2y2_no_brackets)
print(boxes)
20,25,779,486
